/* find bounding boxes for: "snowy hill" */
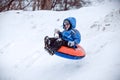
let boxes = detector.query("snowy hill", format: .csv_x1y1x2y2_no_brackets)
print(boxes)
0,1,120,80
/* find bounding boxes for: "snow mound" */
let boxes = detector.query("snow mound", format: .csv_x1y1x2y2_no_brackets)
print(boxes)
90,9,120,32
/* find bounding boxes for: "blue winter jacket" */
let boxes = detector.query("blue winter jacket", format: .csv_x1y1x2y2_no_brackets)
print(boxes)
59,17,81,46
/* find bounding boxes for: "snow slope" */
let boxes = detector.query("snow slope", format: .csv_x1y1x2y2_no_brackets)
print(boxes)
0,1,120,80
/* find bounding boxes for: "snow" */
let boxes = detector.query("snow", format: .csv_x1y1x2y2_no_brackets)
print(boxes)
0,1,120,80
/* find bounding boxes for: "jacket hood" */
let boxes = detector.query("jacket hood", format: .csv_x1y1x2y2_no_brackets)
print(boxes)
63,17,76,29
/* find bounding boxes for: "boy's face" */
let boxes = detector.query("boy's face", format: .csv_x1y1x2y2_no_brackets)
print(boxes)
63,20,70,30
64,24,70,30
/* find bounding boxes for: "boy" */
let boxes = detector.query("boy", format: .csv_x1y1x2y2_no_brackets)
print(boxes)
44,17,81,55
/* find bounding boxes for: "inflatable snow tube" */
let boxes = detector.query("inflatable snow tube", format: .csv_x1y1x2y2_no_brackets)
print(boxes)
55,45,85,60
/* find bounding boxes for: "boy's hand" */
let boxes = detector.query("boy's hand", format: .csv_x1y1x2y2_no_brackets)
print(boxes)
68,41,75,47
54,28,60,34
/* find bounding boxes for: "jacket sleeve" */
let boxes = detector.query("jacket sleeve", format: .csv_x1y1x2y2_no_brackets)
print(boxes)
71,29,81,44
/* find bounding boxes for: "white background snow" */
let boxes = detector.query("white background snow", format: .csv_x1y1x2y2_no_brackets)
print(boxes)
0,1,120,80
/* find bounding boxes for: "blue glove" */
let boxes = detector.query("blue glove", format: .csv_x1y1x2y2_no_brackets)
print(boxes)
68,41,75,47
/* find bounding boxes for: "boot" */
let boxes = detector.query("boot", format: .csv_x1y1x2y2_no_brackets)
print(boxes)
44,46,54,55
